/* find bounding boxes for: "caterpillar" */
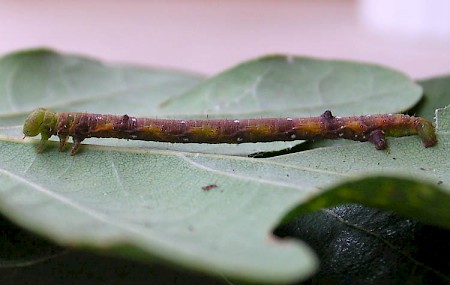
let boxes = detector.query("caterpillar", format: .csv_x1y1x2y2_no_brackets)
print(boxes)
23,108,437,155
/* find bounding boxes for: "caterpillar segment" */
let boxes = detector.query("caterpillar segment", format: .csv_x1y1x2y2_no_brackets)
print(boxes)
23,108,437,155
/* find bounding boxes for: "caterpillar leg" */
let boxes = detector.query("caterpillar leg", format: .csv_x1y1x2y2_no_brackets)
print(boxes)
368,129,386,150
70,137,84,156
58,135,68,151
36,138,47,153
35,133,50,153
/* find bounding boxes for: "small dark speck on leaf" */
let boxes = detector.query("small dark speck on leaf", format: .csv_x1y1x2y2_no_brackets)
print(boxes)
438,181,443,185
392,157,396,160
202,184,218,191
420,167,426,171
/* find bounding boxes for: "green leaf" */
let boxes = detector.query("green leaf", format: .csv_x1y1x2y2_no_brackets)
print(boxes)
414,75,450,120
161,55,423,117
0,49,441,284
0,49,203,124
0,138,319,283
279,176,449,228
436,104,450,132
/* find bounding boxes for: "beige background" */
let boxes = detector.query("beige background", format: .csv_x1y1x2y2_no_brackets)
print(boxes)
1,0,450,79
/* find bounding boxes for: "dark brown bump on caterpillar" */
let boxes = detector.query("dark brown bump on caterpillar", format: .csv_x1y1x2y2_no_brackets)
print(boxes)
113,114,130,131
320,110,338,139
121,114,130,128
320,110,334,120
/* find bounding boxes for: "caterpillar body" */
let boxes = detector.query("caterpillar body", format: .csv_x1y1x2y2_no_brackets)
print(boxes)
23,108,437,155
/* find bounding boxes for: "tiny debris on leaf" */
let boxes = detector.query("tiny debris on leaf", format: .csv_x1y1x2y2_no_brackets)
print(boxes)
202,184,218,191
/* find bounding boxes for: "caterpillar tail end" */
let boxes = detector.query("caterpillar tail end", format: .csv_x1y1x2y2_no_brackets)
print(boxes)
416,118,437,148
422,136,437,148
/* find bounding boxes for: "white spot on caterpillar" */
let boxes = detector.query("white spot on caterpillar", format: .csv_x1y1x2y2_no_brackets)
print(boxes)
130,135,138,139
183,138,189,142
131,118,137,122
291,134,296,139
338,133,344,137
237,137,243,142
180,120,186,124
286,118,293,121
234,120,240,124
96,115,103,120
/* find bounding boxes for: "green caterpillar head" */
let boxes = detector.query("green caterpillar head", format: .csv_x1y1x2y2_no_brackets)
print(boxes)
23,108,51,137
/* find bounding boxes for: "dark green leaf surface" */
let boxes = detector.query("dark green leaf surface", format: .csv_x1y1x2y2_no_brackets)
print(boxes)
279,176,449,228
0,249,228,285
275,206,450,285
0,215,65,268
414,75,450,120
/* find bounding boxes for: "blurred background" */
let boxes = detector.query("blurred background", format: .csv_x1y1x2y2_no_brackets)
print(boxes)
1,0,449,79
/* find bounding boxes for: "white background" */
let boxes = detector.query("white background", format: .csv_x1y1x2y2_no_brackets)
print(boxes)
1,0,449,79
